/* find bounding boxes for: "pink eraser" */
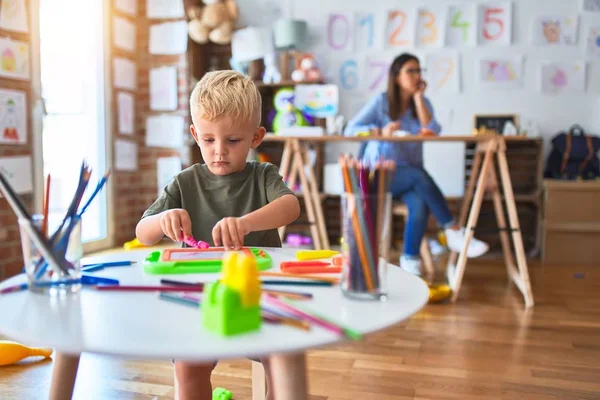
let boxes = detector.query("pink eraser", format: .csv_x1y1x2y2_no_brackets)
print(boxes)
197,240,210,249
183,236,210,249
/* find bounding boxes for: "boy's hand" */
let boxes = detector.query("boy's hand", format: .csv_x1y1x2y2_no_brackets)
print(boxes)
212,217,251,250
159,209,192,242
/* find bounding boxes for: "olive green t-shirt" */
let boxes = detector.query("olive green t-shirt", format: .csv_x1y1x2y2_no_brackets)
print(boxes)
142,161,294,247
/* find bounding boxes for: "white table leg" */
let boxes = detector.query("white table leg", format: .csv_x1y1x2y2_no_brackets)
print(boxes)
269,352,308,400
50,352,80,400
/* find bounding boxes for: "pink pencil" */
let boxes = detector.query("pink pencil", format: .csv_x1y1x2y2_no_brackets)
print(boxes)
262,294,345,336
94,285,204,292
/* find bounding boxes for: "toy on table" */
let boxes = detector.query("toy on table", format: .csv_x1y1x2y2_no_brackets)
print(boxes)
269,88,310,134
203,252,261,336
285,233,312,246
183,236,210,249
0,341,53,366
143,247,272,275
123,238,147,250
296,250,340,261
280,260,341,274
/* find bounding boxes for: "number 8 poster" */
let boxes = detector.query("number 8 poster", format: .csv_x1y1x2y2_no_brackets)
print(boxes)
478,2,512,46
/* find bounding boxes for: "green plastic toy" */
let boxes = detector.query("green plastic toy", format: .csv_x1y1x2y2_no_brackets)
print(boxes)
202,252,262,336
143,247,272,275
213,387,232,400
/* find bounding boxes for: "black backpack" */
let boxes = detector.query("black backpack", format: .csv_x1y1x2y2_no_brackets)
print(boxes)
544,125,600,180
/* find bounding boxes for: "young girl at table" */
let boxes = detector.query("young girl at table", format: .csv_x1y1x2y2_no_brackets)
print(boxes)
344,53,489,276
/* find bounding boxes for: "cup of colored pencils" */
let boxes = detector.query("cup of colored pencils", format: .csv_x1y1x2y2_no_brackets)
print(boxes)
19,214,83,295
339,155,394,301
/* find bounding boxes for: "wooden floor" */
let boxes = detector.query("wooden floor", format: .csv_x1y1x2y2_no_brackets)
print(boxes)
1,259,599,400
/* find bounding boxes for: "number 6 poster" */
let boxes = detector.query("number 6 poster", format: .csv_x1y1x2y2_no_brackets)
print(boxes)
478,2,512,46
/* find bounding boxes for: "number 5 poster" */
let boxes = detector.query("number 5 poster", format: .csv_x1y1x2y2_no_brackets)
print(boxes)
478,2,512,46
446,4,477,47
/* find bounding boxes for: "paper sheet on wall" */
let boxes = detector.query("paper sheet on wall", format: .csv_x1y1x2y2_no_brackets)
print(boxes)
146,115,185,149
385,9,416,49
477,56,524,89
416,6,446,48
114,57,136,90
150,67,178,111
540,61,587,93
0,89,26,144
117,92,134,135
363,54,392,94
425,53,461,94
147,0,184,19
478,2,512,46
327,12,354,52
353,12,384,52
583,0,600,12
115,0,137,16
157,157,182,196
532,15,578,45
0,38,29,80
0,0,28,33
0,156,32,195
113,16,137,52
149,21,188,55
446,4,477,47
294,84,338,118
114,139,138,171
586,25,600,58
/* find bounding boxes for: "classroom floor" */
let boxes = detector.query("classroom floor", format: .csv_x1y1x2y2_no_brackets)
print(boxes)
1,258,599,399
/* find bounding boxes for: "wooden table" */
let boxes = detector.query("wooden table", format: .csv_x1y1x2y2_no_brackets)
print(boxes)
0,248,429,400
262,134,535,307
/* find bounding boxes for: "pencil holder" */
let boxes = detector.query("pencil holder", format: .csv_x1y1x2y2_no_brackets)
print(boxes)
19,214,83,295
340,192,392,301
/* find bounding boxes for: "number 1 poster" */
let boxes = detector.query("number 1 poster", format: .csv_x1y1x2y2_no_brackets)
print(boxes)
478,2,512,46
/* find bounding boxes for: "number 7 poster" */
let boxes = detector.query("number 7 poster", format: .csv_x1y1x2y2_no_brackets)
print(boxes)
478,2,512,46
446,4,477,47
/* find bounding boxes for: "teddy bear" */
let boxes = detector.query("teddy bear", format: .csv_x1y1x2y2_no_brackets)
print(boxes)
291,55,323,83
187,0,238,45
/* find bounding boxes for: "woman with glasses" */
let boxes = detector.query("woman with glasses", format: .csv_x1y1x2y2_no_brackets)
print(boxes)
344,53,488,276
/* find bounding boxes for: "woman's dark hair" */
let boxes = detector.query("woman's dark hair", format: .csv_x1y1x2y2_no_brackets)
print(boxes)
387,53,419,120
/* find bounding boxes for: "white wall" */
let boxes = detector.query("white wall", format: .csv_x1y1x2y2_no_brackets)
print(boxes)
239,0,600,195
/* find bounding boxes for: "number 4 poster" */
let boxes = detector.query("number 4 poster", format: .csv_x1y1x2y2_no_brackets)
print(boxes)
478,2,512,46
446,4,477,47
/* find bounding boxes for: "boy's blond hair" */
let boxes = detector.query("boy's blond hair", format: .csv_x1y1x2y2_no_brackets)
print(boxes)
190,70,262,129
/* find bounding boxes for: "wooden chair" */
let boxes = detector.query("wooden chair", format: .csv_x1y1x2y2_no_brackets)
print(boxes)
391,202,435,277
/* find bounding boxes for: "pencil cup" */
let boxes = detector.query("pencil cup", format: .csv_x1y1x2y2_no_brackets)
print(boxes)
19,215,83,295
340,192,392,301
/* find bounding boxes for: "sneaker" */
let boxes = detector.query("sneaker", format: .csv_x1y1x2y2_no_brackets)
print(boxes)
399,255,422,276
444,228,489,258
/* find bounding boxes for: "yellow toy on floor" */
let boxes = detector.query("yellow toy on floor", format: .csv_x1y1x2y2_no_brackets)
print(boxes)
0,341,53,366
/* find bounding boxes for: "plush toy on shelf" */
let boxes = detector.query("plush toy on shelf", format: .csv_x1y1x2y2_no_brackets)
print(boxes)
291,55,323,83
0,341,53,366
270,88,310,134
187,0,238,45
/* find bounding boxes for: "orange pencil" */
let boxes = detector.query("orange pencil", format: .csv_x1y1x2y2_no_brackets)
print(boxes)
281,266,342,275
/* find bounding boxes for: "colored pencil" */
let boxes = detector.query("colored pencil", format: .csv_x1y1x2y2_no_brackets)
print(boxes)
94,285,204,292
260,280,333,287
260,271,339,283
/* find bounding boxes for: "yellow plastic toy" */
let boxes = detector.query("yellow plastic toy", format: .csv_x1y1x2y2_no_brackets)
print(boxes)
123,238,147,250
221,252,260,308
296,250,339,260
0,341,53,366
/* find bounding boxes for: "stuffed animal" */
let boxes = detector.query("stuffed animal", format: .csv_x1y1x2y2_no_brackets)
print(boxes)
291,55,323,83
270,88,309,134
188,0,238,45
262,52,281,84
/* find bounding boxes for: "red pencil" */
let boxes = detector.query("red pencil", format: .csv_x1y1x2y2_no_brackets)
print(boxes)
94,285,204,292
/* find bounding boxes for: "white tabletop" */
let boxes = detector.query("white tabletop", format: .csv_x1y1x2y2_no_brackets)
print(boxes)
0,248,428,362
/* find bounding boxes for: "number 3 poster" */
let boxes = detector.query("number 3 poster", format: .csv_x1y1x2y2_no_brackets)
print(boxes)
478,2,512,46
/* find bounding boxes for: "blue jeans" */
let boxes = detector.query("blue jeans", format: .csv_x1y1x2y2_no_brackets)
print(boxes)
391,166,454,257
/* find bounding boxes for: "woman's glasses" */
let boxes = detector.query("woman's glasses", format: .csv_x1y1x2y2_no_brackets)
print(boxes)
404,68,425,75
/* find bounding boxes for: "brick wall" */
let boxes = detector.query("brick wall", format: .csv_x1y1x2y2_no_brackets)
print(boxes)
0,0,33,280
111,0,189,246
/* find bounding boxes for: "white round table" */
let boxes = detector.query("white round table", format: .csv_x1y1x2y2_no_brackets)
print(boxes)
0,247,429,400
